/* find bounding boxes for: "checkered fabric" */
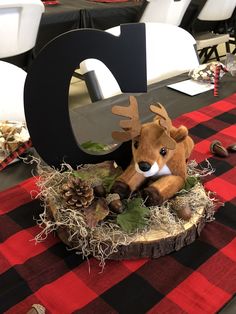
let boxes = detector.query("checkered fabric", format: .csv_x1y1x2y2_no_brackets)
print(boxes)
0,95,236,314
0,140,32,172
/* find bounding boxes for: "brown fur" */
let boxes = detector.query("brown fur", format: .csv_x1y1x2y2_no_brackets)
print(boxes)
111,98,194,206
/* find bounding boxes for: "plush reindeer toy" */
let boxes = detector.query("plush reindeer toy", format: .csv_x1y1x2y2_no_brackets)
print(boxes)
111,96,194,214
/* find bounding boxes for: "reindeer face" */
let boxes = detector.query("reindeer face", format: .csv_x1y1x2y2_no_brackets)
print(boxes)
132,122,175,177
111,96,178,177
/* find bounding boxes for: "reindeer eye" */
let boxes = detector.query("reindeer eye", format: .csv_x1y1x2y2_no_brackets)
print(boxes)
160,147,167,156
133,140,139,149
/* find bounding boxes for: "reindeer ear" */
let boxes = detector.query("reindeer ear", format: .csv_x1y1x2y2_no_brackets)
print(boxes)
162,132,176,150
170,126,188,143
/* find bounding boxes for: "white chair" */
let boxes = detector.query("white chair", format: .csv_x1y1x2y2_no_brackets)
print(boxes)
193,0,236,63
80,22,199,101
139,0,191,26
0,0,44,121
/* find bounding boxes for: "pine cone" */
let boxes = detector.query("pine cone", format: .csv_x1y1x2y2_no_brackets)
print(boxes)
61,177,94,209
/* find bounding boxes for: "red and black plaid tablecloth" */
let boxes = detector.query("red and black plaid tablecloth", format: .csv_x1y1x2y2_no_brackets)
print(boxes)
0,94,236,314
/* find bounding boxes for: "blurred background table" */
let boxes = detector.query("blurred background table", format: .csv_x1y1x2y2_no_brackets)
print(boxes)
35,0,144,54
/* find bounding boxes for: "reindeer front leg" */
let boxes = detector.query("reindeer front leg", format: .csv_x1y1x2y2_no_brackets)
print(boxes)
142,175,185,206
111,162,145,198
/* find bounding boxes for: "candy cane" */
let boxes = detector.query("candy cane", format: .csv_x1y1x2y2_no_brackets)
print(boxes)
214,65,221,97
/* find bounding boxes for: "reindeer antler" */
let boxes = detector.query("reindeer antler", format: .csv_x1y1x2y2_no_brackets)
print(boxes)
150,102,172,131
150,103,168,119
150,102,176,149
112,96,142,142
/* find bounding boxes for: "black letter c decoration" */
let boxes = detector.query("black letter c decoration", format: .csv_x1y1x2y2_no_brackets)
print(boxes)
24,23,147,168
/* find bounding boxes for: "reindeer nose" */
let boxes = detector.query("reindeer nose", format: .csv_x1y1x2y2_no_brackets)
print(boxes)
138,161,151,172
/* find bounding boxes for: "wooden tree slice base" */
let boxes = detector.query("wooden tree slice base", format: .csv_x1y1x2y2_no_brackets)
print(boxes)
48,204,206,260
109,206,206,260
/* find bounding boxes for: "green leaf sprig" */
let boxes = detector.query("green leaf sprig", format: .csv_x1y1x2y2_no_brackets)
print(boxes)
80,141,110,152
116,197,149,234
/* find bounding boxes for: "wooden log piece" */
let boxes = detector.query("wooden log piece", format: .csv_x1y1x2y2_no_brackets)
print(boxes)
48,202,206,260
109,206,206,260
